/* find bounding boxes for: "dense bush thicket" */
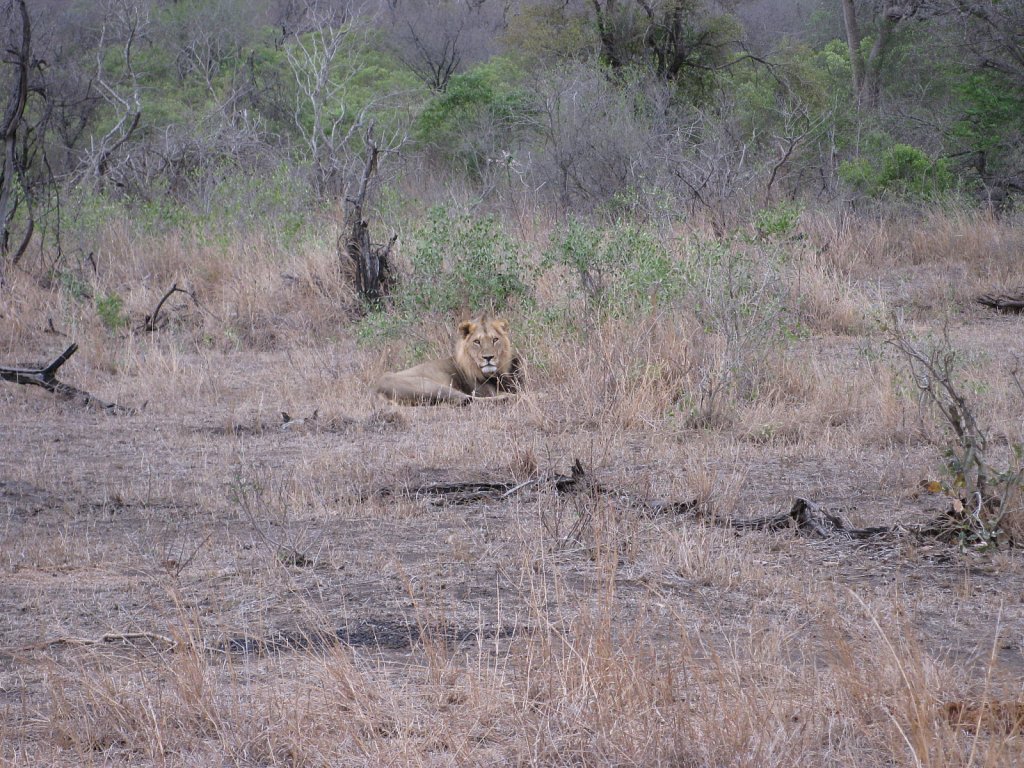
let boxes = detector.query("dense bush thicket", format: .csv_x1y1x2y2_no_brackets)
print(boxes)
1,0,1022,277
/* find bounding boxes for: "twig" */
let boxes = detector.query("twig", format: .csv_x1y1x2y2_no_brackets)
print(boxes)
141,282,216,330
231,477,309,566
500,478,537,499
885,316,991,504
18,631,178,652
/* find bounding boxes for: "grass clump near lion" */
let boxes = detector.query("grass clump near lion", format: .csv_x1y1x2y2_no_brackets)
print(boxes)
374,315,524,405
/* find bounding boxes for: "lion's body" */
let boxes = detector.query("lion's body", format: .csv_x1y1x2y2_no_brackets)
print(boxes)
374,317,523,405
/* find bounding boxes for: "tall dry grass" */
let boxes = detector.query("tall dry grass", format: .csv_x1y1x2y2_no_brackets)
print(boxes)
18,553,1021,767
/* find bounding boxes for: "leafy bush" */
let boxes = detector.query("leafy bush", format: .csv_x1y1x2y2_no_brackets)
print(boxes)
754,203,801,239
395,207,532,316
413,59,528,176
676,238,796,426
62,164,319,251
545,219,685,314
840,143,954,200
96,291,129,331
952,70,1024,196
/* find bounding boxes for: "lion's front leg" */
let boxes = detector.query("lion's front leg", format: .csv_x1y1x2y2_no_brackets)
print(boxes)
470,381,499,398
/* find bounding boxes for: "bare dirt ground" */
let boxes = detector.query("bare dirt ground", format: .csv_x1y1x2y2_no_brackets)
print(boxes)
2,307,1024,765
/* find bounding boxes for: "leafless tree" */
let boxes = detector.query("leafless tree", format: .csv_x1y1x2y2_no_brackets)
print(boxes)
526,62,656,212
131,2,277,200
384,0,503,92
660,101,758,234
78,0,148,189
587,0,735,80
273,0,359,38
762,95,831,205
283,0,377,197
165,0,259,99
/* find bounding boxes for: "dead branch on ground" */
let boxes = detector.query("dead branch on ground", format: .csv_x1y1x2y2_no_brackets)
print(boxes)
2,631,181,657
380,459,976,545
0,343,132,413
977,291,1024,313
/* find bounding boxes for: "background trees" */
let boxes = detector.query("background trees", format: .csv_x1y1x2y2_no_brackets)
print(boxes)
0,0,1021,276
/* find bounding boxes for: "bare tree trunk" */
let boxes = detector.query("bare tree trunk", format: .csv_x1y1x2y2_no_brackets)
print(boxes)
841,1,912,110
0,0,32,266
341,124,395,305
591,0,623,69
840,0,865,101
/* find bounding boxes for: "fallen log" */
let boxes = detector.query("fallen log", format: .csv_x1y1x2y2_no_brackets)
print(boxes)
729,497,896,539
0,343,131,413
977,292,1024,313
381,460,981,546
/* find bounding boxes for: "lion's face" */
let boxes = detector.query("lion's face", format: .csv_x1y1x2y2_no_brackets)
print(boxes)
456,316,512,380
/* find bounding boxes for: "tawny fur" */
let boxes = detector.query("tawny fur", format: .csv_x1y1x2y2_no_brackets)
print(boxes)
374,316,523,405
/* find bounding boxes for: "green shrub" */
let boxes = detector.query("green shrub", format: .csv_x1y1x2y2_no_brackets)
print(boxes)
545,219,685,314
398,207,532,315
358,208,531,342
839,143,953,200
952,70,1024,194
96,292,129,331
413,59,528,176
754,203,801,239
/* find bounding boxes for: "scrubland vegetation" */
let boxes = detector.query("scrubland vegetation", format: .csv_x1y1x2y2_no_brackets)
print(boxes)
2,1,1024,765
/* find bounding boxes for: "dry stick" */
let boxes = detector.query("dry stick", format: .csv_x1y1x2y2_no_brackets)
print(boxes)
0,343,132,413
343,121,397,303
143,282,188,331
143,282,221,329
16,631,178,652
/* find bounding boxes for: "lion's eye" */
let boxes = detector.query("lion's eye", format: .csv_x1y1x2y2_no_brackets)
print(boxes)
473,339,481,346
492,338,500,344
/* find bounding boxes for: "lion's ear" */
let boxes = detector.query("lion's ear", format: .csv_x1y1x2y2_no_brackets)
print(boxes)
492,319,509,334
458,320,476,338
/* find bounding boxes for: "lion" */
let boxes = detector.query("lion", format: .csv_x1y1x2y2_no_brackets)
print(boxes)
373,316,523,405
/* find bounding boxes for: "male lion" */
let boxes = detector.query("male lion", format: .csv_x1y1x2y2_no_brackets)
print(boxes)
374,316,523,405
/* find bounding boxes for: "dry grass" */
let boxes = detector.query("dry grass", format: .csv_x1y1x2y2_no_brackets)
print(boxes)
2,207,1024,766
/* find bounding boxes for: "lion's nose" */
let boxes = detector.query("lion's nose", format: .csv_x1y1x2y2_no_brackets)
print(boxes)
483,355,494,363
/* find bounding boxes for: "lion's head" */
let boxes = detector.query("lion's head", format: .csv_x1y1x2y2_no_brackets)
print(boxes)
455,316,514,383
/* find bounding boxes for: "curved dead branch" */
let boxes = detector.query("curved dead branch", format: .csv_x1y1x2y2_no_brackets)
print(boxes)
0,343,133,413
